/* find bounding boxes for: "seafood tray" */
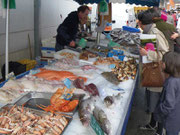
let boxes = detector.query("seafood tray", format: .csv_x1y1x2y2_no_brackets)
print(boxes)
14,92,79,116
0,104,72,135
87,45,112,57
54,49,80,60
0,90,28,108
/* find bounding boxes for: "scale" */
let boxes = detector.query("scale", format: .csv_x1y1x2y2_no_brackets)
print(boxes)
95,0,109,45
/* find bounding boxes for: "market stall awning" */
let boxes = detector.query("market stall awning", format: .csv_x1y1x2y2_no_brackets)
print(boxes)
74,0,160,7
73,0,109,4
107,0,125,3
126,0,160,7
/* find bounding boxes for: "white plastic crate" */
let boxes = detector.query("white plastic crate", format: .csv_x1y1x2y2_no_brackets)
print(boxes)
42,38,56,48
41,47,55,58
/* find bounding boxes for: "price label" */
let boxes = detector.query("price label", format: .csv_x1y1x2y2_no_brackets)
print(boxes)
90,115,104,135
109,64,115,69
64,78,71,89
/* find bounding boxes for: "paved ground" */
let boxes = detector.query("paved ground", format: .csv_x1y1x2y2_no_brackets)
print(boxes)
125,86,156,135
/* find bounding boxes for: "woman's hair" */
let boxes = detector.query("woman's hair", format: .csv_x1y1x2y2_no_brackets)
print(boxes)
78,5,90,13
163,51,180,77
148,8,161,18
138,10,153,25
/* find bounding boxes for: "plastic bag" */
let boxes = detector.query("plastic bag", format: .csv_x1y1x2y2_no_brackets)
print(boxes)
99,0,108,15
108,40,120,48
78,38,87,49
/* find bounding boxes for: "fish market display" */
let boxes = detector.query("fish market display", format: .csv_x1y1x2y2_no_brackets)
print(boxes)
34,69,87,82
0,89,22,103
73,78,99,96
78,97,94,127
85,83,99,96
93,107,111,135
2,80,23,91
112,59,137,81
104,93,121,107
54,58,79,70
19,75,65,86
0,105,69,134
94,57,120,65
2,76,65,93
79,51,97,60
37,87,79,113
101,72,120,85
59,52,76,59
73,78,85,90
104,96,114,107
111,28,140,46
81,65,97,71
101,59,137,84
0,46,138,135
88,45,111,56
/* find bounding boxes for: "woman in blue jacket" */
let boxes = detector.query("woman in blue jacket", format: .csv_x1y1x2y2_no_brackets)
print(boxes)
154,51,180,135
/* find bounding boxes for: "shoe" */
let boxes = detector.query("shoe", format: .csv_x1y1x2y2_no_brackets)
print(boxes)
155,133,164,135
139,123,156,130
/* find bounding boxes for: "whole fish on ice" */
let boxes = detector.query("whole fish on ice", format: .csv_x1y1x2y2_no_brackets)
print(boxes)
78,97,94,127
93,106,111,135
104,93,121,107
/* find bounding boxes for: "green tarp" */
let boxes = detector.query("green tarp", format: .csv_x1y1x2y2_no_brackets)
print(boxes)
2,0,16,9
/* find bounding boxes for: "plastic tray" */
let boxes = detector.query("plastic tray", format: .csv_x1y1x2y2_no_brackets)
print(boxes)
0,104,72,135
54,49,80,60
14,92,79,116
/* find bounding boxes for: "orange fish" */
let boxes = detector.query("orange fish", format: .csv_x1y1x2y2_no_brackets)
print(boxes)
34,69,87,82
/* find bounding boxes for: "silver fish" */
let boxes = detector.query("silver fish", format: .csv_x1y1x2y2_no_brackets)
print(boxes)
104,96,114,107
78,97,94,127
93,107,111,135
104,93,121,107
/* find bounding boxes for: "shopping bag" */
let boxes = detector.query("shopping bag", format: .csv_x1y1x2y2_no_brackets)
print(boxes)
141,62,165,87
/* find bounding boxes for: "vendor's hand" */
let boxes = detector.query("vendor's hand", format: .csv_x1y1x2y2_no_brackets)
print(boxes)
171,32,179,40
69,41,75,47
139,47,148,56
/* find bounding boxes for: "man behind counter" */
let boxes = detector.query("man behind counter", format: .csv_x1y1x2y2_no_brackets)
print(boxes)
55,5,90,51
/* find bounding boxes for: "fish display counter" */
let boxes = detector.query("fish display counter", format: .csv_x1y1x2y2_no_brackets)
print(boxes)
0,48,139,135
63,76,137,135
48,48,138,135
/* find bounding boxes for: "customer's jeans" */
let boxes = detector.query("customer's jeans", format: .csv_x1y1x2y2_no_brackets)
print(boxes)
166,130,179,135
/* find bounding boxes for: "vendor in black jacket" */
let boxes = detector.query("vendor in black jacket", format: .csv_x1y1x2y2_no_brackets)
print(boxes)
55,5,90,51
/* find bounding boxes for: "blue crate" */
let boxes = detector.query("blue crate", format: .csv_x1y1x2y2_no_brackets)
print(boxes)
118,55,125,61
122,26,140,33
41,47,55,51
107,49,125,61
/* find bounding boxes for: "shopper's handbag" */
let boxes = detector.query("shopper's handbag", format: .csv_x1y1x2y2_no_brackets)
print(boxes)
141,50,166,87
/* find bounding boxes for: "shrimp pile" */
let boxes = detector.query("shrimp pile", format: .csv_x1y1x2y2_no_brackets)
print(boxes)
0,105,69,135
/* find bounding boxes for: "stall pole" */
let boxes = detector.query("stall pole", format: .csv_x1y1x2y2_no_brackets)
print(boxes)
5,0,9,79
34,0,41,58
